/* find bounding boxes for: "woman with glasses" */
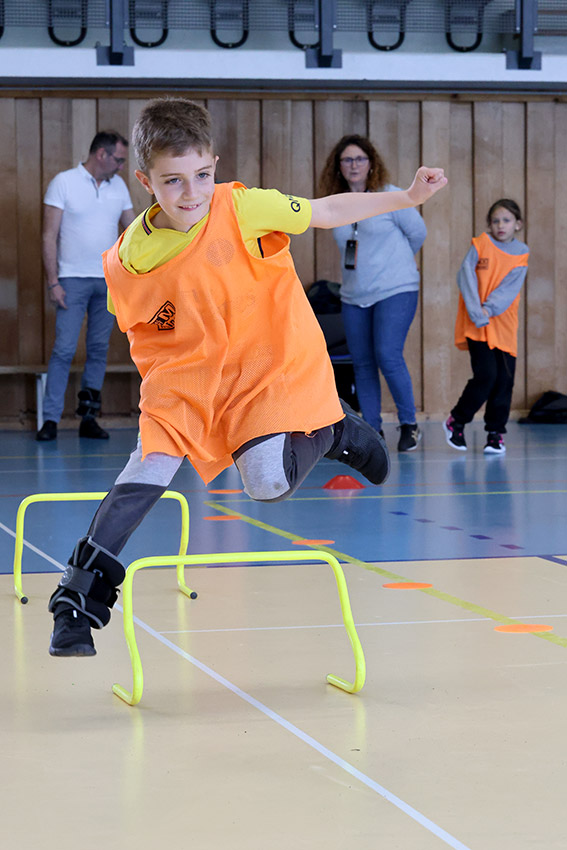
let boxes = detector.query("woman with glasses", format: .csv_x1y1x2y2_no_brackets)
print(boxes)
319,135,427,452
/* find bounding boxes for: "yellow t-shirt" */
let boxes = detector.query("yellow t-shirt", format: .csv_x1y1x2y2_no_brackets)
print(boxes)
109,186,311,313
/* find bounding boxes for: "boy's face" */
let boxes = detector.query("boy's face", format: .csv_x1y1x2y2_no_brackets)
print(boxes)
136,147,218,232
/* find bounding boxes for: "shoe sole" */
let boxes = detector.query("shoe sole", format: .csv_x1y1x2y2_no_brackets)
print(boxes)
484,446,506,455
442,420,467,451
398,430,422,452
49,641,96,657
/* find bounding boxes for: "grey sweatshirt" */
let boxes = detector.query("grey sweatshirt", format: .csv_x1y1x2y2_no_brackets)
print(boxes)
333,184,427,307
457,234,529,328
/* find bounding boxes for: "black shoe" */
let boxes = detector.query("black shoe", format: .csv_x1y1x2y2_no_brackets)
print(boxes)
79,417,109,440
49,608,96,657
443,416,467,451
484,432,506,454
36,420,57,441
397,423,421,452
325,401,390,485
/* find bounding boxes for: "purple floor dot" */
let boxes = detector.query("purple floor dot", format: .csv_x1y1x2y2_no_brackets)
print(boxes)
390,511,408,516
415,518,435,523
441,526,463,531
471,534,492,540
500,544,524,550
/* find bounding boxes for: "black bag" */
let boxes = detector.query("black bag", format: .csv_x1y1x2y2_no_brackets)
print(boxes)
518,391,567,424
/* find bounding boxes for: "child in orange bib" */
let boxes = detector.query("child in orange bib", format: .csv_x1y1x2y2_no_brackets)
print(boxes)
47,97,447,657
443,199,529,455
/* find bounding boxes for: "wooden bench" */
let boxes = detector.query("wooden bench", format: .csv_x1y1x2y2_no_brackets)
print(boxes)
0,363,138,429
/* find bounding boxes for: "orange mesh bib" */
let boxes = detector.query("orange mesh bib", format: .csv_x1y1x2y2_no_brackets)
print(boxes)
454,232,528,357
103,181,342,483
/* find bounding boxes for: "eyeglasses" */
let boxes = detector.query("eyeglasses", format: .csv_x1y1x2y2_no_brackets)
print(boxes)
340,156,369,166
110,153,126,166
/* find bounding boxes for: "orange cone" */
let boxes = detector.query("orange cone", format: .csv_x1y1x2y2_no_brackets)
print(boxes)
323,475,365,490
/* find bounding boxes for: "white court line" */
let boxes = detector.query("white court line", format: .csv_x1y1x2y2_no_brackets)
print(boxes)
1,519,472,850
160,612,567,635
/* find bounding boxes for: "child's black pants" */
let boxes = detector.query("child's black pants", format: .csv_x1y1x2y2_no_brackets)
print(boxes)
451,339,516,434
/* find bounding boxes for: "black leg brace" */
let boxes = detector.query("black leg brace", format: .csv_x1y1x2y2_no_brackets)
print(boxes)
48,537,126,629
76,387,102,418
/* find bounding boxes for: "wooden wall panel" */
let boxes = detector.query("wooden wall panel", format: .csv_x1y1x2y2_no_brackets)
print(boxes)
421,101,453,415
0,99,20,417
1,90,566,427
261,99,314,286
554,104,567,395
207,99,261,187
526,102,556,405
16,99,42,365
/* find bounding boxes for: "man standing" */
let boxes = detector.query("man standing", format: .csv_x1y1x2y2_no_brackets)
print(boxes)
37,131,135,441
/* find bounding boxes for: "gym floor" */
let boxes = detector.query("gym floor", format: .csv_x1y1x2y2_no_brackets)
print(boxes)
1,420,566,850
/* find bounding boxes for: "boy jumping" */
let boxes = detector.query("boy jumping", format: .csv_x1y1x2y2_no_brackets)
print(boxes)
48,98,447,657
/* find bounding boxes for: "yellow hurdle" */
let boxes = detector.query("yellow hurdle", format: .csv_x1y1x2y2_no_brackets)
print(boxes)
12,490,194,604
113,550,366,706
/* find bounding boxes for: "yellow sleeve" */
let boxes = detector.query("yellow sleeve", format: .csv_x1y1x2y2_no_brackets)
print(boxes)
233,187,312,239
107,290,116,316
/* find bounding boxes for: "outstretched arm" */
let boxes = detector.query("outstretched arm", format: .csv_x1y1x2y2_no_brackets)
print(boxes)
309,166,447,229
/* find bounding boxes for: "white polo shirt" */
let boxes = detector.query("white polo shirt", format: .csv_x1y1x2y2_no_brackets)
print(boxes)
44,162,133,278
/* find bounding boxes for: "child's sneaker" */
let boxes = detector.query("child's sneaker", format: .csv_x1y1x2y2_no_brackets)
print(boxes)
397,423,421,452
325,401,390,485
484,432,506,454
443,416,467,451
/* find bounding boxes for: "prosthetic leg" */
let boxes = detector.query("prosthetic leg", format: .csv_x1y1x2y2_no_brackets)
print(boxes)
77,387,109,440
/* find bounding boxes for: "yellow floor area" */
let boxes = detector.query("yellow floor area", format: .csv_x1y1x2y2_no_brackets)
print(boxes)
3,557,567,850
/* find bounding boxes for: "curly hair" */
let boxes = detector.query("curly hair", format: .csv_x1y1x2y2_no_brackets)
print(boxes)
318,134,390,196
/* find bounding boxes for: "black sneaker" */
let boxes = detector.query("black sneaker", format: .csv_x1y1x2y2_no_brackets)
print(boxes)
397,423,421,452
484,432,506,454
36,420,57,441
443,416,467,451
325,401,390,485
79,417,109,440
49,608,96,657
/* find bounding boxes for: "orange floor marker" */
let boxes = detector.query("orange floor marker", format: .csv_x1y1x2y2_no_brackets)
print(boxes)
207,489,244,494
203,515,241,521
383,582,433,589
293,539,335,545
495,623,553,633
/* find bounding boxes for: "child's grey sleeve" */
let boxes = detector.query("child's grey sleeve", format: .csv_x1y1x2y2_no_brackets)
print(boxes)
482,267,527,317
456,245,489,328
393,206,427,254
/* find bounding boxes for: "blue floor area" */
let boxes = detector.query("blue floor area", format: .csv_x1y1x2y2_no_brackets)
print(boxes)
1,421,566,576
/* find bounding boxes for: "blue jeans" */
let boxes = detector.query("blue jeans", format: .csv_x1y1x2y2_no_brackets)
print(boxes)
43,277,115,422
341,291,418,430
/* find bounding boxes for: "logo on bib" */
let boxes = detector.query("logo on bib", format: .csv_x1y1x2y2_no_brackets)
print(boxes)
149,300,176,331
476,258,489,270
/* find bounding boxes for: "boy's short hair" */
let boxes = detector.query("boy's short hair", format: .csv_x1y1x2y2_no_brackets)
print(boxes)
133,97,214,173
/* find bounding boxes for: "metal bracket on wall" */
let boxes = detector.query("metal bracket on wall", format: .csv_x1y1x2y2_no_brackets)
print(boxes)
506,0,542,69
445,0,492,52
288,0,320,50
129,0,168,48
367,0,413,51
47,0,87,47
96,0,134,64
210,0,249,48
305,0,341,67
